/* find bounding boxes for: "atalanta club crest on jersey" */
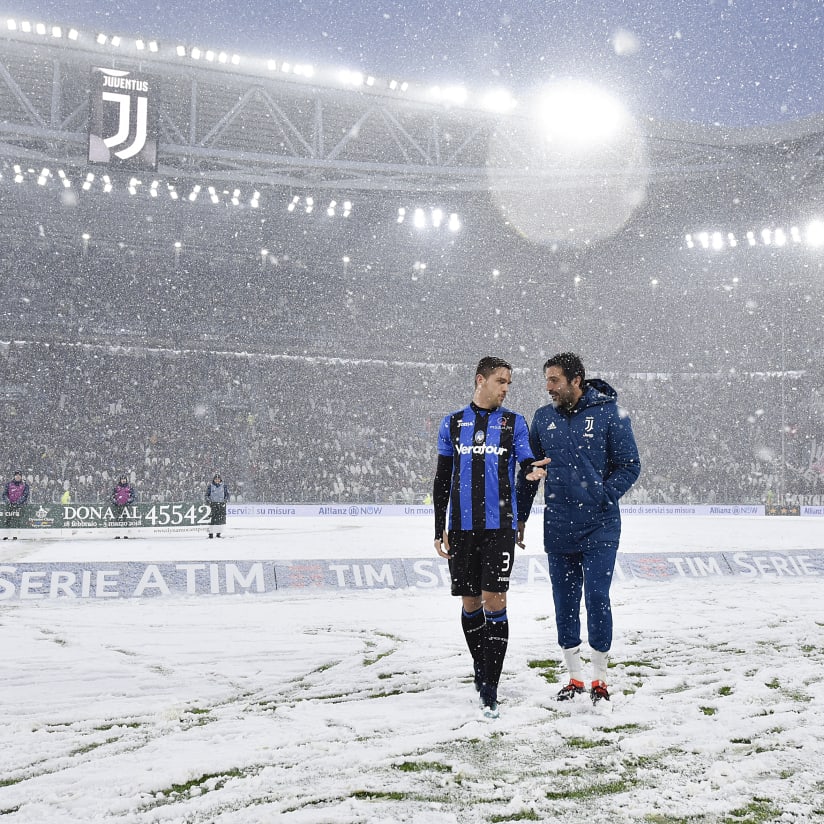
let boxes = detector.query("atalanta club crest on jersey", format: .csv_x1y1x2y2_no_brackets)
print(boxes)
474,430,485,444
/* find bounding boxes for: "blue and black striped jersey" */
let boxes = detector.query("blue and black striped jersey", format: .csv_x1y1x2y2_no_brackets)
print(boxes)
437,403,535,532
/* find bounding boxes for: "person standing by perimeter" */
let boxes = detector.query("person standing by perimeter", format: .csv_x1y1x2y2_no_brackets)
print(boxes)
205,472,229,538
111,474,136,539
3,470,30,539
433,356,548,718
517,352,640,705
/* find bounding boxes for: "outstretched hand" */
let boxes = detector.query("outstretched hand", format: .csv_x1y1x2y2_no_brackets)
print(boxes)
525,456,551,481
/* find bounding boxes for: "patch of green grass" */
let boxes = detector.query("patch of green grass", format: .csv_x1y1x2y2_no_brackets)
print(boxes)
394,761,452,773
162,768,243,798
0,806,21,815
600,723,643,734
765,677,780,690
363,650,393,666
699,706,717,716
618,659,659,669
527,658,561,683
489,811,541,822
93,721,141,730
546,779,631,800
351,790,408,801
782,688,811,703
661,682,691,694
70,737,117,756
730,738,751,744
565,736,612,749
718,685,733,696
720,797,780,823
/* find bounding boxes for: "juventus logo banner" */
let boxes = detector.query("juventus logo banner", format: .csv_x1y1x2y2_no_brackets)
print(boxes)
88,67,158,169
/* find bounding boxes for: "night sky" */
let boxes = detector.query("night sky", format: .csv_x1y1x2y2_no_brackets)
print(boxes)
8,0,824,126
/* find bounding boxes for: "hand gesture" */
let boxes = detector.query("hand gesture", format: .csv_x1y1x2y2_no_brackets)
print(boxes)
525,456,551,481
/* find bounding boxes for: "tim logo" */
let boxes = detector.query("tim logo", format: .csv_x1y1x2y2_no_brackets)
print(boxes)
88,68,158,168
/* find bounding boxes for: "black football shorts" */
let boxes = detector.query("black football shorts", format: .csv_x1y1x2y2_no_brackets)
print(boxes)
446,528,516,596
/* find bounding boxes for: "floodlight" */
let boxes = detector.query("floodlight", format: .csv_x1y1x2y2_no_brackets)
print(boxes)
711,231,723,250
267,59,277,71
6,19,17,31
481,88,516,114
111,36,121,46
746,231,756,246
761,228,772,245
205,50,215,61
339,69,364,86
149,41,158,52
727,233,737,247
448,213,460,232
806,219,824,247
191,47,201,59
20,20,31,33
51,26,61,37
35,22,45,35
534,79,630,147
774,228,787,247
96,33,107,45
443,85,468,105
413,208,426,229
68,29,78,40
432,208,443,227
176,45,187,57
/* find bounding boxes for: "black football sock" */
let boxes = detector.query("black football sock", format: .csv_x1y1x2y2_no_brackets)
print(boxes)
461,606,486,681
482,607,509,688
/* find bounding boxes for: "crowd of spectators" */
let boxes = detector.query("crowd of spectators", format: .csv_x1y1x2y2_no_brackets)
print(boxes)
2,337,823,506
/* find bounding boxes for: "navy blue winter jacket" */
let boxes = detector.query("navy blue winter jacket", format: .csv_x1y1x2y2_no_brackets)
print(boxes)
517,378,641,548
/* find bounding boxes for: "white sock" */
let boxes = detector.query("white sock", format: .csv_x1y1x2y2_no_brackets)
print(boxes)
562,646,583,683
591,649,609,684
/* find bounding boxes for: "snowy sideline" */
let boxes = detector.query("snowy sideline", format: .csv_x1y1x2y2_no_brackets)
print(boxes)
2,515,823,823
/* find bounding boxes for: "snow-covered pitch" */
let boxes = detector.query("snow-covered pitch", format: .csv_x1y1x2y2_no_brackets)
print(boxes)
2,514,823,823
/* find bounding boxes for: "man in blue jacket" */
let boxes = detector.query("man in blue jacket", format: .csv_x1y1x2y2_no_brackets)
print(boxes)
517,353,640,705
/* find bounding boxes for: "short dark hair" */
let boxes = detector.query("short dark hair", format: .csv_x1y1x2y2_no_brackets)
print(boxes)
475,356,512,380
544,352,585,384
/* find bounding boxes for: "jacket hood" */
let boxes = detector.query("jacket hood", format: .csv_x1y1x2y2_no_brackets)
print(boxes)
582,378,618,405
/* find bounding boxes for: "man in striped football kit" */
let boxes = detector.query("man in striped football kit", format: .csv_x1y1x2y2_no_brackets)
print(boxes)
433,356,548,718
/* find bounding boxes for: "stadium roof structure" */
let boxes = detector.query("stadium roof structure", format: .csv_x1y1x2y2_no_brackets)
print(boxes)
2,18,824,202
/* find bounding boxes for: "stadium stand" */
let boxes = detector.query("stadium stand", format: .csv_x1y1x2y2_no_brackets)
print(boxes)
2,20,824,506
